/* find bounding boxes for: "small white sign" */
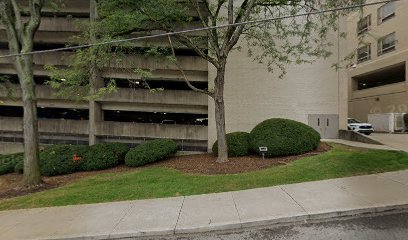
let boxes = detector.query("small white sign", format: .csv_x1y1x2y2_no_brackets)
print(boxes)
259,147,268,152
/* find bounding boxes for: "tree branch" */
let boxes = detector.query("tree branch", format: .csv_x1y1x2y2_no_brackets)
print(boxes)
135,5,218,67
223,0,256,54
0,0,21,54
10,0,23,42
24,0,44,51
175,34,218,67
228,0,233,24
189,0,221,59
168,35,213,98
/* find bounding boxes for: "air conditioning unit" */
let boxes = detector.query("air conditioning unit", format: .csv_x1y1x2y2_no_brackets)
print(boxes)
368,113,406,133
394,113,405,131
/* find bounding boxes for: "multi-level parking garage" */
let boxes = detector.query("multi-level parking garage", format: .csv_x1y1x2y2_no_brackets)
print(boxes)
0,0,209,152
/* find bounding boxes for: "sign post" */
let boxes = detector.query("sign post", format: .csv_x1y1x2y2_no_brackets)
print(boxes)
259,147,268,160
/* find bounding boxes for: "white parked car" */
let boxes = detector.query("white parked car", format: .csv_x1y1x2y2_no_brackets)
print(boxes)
347,118,374,135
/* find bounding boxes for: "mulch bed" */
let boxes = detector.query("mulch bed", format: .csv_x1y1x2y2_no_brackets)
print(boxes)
0,143,331,199
151,142,331,175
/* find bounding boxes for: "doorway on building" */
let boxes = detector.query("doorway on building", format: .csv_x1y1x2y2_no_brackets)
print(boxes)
308,114,339,139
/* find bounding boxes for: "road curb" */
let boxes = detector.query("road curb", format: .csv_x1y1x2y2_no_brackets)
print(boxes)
236,204,408,232
49,203,408,240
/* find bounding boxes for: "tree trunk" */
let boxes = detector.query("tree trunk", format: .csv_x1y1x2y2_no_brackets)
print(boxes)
88,0,101,145
15,56,42,187
214,64,228,163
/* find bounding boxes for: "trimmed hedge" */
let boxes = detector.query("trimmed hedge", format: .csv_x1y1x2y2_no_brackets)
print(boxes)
0,153,23,175
100,143,130,163
9,143,130,176
249,118,320,157
125,139,178,167
14,160,24,174
80,144,119,171
40,145,87,176
212,132,250,157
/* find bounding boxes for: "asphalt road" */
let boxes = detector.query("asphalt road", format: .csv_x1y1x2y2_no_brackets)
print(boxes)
145,212,408,240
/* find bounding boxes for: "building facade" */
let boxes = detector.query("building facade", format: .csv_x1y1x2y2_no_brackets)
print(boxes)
0,1,351,154
347,0,408,122
207,21,349,147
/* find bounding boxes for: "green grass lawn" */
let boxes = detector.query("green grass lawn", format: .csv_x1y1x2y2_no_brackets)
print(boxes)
1,144,408,211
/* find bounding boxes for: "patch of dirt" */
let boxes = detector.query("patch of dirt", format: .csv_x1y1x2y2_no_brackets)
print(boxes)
151,143,331,175
0,143,330,199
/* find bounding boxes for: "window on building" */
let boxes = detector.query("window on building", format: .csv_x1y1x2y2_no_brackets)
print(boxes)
378,32,396,56
37,108,89,120
0,74,51,85
0,42,72,52
104,110,208,126
21,8,91,18
0,106,89,120
0,42,8,50
378,2,395,24
0,74,19,84
105,78,208,91
357,44,371,63
357,15,371,35
32,43,68,51
111,46,201,57
0,106,23,118
354,63,405,90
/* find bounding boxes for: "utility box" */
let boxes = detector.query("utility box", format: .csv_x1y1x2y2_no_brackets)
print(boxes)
368,113,405,133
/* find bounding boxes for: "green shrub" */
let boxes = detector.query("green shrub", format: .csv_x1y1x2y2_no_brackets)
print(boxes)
37,143,128,176
98,142,130,162
40,145,86,176
249,118,320,157
125,139,178,167
80,144,119,171
0,162,14,175
0,153,23,175
212,132,250,157
14,160,24,174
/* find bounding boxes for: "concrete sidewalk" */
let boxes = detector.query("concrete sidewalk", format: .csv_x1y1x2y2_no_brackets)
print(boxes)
2,170,408,240
369,133,408,152
322,139,398,151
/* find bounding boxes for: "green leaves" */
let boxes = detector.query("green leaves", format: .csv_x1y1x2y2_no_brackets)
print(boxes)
0,75,15,100
238,0,366,76
97,0,191,36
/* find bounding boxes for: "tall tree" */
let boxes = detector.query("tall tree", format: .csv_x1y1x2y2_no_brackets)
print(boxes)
49,0,364,163
0,0,45,187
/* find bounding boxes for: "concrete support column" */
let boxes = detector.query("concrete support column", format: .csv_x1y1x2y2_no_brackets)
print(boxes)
89,101,102,145
90,0,97,21
405,60,408,87
338,16,349,130
88,0,101,145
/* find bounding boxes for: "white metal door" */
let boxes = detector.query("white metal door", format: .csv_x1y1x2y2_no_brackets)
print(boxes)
308,114,339,139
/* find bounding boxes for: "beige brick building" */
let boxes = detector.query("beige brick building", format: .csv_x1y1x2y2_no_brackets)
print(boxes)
347,0,408,122
208,27,349,147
